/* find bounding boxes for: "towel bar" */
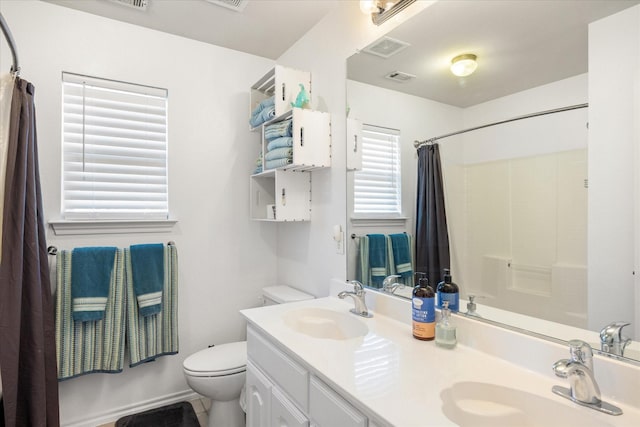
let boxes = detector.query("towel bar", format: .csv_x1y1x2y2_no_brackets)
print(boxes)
47,241,175,255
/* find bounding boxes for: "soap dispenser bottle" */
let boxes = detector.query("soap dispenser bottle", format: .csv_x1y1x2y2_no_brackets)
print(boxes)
436,268,459,312
412,273,435,341
435,301,457,348
465,295,482,317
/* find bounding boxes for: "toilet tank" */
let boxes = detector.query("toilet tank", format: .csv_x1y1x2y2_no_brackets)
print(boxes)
262,285,314,306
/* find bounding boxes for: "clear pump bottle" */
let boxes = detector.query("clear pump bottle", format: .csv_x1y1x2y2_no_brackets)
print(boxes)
435,301,457,348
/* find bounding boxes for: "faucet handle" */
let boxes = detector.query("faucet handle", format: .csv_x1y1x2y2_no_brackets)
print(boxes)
600,321,632,356
382,274,401,287
600,321,630,342
349,280,365,294
568,340,594,369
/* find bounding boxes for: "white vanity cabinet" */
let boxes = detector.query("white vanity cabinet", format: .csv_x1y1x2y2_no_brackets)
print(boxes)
246,325,370,427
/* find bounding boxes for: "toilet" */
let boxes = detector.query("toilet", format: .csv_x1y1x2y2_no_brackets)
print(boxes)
183,285,314,427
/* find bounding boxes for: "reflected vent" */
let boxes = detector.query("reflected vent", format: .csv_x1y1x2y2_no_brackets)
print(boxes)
385,71,416,82
110,0,148,10
362,36,410,58
205,0,249,12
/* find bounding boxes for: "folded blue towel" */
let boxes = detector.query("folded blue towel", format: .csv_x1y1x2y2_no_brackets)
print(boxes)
130,243,165,316
368,234,387,287
265,147,293,161
265,157,293,170
266,136,293,152
390,233,413,279
71,246,117,322
249,97,275,127
250,105,275,128
264,119,292,140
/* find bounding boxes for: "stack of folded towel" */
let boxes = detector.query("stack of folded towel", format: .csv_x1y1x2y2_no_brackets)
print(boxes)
249,97,275,128
264,119,293,170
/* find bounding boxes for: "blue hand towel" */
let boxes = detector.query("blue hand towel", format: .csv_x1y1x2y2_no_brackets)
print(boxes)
265,157,293,170
390,233,413,279
368,234,388,287
130,243,165,316
264,147,293,161
264,119,292,140
249,105,275,128
71,246,117,322
266,136,293,152
249,97,275,127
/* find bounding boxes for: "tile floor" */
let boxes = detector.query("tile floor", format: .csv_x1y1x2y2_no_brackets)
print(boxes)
97,397,210,427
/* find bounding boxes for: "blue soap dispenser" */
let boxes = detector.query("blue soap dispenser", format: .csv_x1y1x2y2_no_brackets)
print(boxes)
437,268,459,312
435,301,457,349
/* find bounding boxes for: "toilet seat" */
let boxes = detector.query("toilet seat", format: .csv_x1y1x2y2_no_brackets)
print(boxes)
183,341,247,377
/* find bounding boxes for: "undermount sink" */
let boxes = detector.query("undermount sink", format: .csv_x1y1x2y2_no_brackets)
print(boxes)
440,381,616,427
283,307,369,340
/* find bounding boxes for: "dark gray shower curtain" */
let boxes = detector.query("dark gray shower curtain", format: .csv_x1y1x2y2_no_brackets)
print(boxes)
0,78,59,426
415,143,450,285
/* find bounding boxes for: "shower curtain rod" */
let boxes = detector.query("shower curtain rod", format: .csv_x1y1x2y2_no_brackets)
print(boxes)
0,12,19,75
414,103,588,150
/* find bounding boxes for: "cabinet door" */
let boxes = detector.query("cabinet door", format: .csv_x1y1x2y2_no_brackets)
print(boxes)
309,376,367,427
246,362,272,427
271,387,309,427
346,118,363,171
292,109,331,168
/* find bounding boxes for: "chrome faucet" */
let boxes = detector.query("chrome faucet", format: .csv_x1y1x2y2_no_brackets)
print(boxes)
552,339,622,416
600,321,631,357
338,280,373,318
382,274,403,294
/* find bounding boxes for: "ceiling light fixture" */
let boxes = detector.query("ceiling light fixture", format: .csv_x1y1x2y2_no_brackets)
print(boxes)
450,54,478,77
360,0,417,26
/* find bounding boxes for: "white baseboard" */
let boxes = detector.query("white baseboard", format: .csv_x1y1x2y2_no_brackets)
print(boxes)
62,389,201,427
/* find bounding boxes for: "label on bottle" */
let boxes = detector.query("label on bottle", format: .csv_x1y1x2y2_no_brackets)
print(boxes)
412,297,435,339
437,292,459,312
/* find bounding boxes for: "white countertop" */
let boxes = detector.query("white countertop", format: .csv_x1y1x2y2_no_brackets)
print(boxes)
241,296,640,427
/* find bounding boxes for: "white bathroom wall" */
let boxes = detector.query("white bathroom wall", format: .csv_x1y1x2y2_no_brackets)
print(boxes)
0,1,279,425
588,4,640,338
274,1,436,297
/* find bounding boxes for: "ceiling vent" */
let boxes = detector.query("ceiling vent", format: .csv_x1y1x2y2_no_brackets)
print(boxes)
205,0,249,12
362,36,410,59
110,0,148,10
385,71,416,83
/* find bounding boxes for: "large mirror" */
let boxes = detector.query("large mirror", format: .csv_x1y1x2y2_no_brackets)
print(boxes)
346,0,640,362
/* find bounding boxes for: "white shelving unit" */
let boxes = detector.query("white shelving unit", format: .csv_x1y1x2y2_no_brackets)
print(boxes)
250,65,311,130
249,65,331,222
250,169,311,222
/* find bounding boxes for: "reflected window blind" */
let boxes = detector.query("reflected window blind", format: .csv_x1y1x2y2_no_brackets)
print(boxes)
62,72,168,220
354,124,401,214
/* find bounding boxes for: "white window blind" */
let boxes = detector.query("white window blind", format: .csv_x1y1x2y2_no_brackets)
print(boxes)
62,72,168,220
354,124,401,214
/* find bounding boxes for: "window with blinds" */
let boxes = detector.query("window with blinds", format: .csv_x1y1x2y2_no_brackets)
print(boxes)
353,124,401,214
61,72,168,220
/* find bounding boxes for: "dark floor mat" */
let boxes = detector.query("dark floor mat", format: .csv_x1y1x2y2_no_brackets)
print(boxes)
115,401,200,427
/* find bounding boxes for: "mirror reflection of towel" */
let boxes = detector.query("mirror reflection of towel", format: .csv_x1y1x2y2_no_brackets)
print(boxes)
368,234,387,287
389,233,413,280
130,243,164,316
